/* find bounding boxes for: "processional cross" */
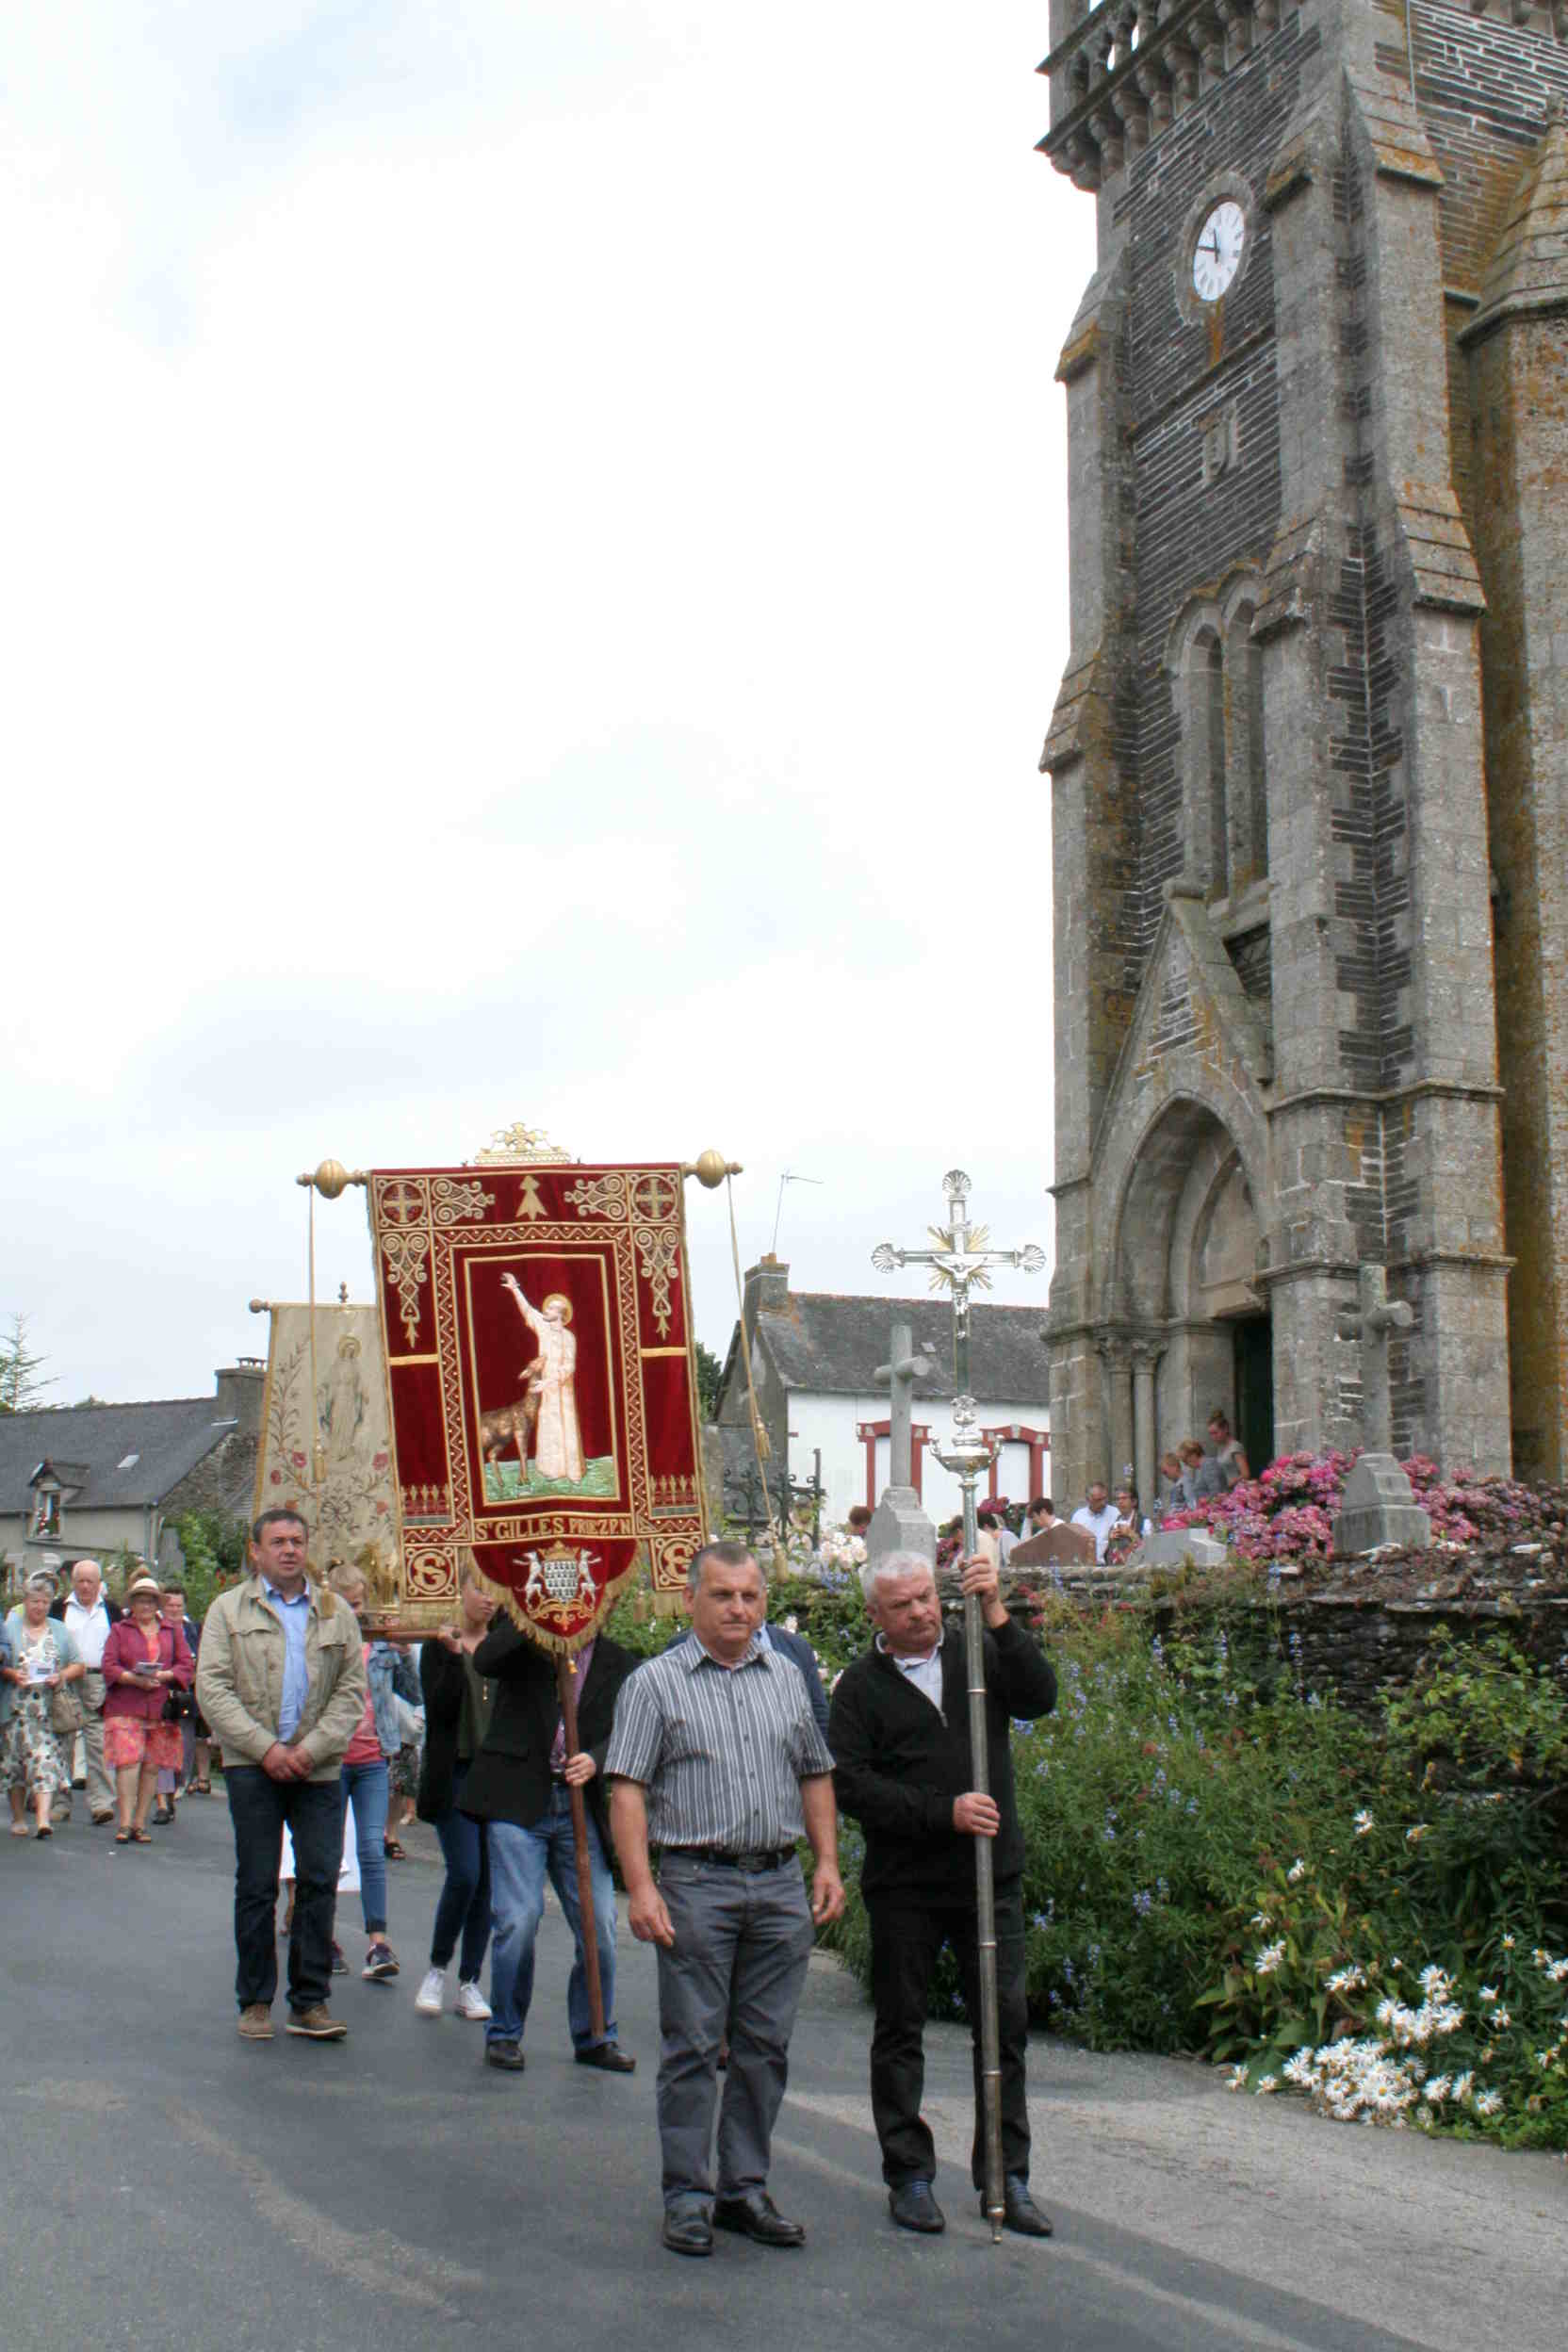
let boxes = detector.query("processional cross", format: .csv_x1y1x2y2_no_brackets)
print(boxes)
872,1169,1044,2243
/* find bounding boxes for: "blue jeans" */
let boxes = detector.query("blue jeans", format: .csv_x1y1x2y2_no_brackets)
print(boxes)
486,1785,617,2051
340,1757,390,1936
430,1759,491,1982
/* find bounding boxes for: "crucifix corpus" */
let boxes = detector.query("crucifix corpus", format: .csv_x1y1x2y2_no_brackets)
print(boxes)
865,1320,938,1567
872,1169,1045,2243
1331,1265,1432,1555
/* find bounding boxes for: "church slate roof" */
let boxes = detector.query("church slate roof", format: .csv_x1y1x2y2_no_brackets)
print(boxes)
750,1292,1048,1404
0,1398,240,1514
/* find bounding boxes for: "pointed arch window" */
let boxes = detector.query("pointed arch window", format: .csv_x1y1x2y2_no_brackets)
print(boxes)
1168,578,1267,900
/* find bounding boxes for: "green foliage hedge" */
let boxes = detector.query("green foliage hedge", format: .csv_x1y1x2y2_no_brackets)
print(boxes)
608,1558,1568,2147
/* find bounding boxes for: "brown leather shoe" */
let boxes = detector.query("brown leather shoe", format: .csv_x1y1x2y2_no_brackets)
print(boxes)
285,2006,348,2040
237,2005,273,2041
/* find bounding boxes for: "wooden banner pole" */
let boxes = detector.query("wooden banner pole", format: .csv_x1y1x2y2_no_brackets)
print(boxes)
555,1654,606,2043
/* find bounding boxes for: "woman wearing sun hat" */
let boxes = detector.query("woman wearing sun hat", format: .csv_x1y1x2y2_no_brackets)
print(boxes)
100,1570,193,1844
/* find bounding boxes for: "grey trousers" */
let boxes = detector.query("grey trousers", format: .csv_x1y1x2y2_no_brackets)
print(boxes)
60,1677,111,1818
655,1854,814,2210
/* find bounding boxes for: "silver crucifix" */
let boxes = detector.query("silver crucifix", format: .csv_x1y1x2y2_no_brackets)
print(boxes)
870,1168,1044,2243
873,1169,1045,1473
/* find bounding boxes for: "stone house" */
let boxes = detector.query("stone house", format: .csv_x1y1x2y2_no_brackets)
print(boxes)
0,1364,265,1597
713,1256,1054,1527
1037,0,1567,1501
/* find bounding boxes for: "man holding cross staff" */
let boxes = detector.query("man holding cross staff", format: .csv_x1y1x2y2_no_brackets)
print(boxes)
832,1171,1055,2242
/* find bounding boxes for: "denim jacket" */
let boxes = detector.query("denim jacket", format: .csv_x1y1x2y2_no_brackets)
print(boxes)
367,1642,421,1758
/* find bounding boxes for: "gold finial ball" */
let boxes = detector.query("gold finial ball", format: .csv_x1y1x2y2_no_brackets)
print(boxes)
314,1159,351,1200
691,1150,730,1190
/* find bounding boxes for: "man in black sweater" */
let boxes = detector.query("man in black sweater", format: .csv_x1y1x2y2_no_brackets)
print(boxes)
829,1548,1056,2240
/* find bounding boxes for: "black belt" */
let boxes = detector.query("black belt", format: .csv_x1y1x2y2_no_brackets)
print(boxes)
663,1845,795,1874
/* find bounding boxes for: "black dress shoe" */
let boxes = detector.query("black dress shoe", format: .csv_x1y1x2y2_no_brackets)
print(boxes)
662,2207,713,2257
575,2042,636,2073
713,2192,805,2247
994,2177,1053,2238
484,2039,526,2071
889,2179,945,2233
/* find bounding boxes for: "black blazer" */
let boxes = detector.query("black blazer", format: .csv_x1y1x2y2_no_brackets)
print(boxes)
416,1638,472,1824
457,1625,637,1841
829,1616,1056,1903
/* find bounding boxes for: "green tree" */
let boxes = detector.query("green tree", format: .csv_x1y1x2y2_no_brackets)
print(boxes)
694,1340,724,1421
0,1313,54,1412
167,1509,251,1620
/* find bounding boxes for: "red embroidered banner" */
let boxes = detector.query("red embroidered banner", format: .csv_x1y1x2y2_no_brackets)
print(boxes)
367,1162,705,1651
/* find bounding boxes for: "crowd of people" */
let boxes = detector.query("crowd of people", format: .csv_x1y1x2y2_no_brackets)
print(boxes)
11,1505,1051,2255
932,1409,1250,1572
6,1446,1245,2257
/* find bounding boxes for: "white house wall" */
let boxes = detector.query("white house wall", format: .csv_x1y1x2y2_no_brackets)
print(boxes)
784,1393,1051,1527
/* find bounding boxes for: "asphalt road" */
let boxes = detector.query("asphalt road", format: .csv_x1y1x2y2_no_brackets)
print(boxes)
3,1797,1563,2351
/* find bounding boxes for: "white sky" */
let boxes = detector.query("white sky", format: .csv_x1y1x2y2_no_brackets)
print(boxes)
0,3,1091,1406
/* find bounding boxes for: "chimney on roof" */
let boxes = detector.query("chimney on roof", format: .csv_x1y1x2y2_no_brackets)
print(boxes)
215,1363,264,1441
743,1256,791,1327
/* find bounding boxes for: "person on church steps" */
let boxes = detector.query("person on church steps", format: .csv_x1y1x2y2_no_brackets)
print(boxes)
1180,1439,1217,1504
829,1548,1056,2240
1206,1411,1250,1490
1070,1480,1119,1562
1104,1484,1152,1563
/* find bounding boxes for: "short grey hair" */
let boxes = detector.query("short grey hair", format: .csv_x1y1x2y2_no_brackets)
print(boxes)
858,1550,937,1606
686,1540,766,1595
71,1557,103,1583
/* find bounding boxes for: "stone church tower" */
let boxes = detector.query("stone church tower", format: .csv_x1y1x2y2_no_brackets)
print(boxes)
1037,0,1567,1506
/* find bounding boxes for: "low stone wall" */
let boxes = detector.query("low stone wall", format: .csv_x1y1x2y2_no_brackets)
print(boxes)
988,1554,1568,1714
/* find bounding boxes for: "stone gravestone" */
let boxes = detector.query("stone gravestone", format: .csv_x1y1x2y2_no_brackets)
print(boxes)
1133,1527,1230,1569
865,1320,938,1569
1009,1521,1096,1570
1331,1266,1433,1555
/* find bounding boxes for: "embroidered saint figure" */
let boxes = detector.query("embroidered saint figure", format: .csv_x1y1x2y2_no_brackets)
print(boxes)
499,1273,585,1483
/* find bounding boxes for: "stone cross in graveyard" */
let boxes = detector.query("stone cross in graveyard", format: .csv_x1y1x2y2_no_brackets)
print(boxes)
864,1319,938,1569
875,1320,936,1493
1338,1263,1410,1457
1331,1263,1432,1555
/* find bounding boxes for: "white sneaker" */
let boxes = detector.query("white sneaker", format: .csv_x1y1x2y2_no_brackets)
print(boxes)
454,1979,492,2021
415,1968,447,2017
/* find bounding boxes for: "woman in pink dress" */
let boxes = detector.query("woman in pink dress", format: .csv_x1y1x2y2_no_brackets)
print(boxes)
101,1571,193,1844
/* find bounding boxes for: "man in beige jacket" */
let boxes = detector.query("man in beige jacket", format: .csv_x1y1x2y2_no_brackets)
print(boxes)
197,1509,367,2042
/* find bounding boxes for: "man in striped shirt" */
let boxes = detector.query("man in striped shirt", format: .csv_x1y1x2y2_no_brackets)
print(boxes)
606,1540,843,2259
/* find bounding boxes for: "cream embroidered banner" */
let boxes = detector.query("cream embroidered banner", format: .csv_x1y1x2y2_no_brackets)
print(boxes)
253,1302,400,1602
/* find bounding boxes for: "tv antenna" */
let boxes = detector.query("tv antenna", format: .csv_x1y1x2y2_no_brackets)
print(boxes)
772,1168,823,1255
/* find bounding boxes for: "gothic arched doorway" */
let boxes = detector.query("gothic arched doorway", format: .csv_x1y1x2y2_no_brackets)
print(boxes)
1111,1099,1271,1495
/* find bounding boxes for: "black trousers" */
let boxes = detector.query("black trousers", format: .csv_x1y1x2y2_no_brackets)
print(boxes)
865,1877,1030,2190
225,1767,344,2015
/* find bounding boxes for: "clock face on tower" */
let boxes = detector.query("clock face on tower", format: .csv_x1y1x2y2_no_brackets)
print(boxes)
1192,200,1246,302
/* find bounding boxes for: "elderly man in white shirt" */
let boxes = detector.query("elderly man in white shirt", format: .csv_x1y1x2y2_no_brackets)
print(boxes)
1070,1483,1121,1565
51,1559,121,1823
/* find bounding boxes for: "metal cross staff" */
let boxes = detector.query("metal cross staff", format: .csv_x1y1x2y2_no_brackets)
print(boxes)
873,1169,1045,2242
